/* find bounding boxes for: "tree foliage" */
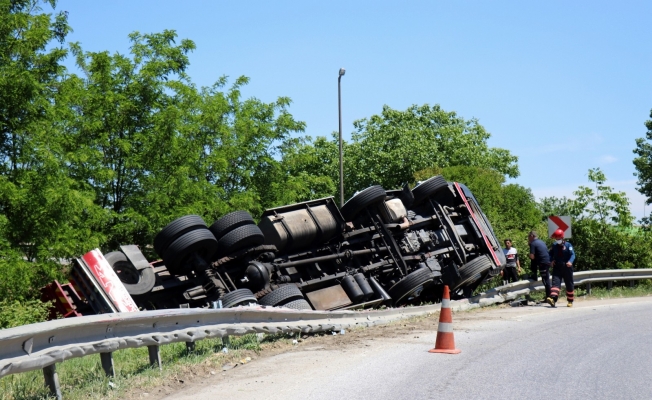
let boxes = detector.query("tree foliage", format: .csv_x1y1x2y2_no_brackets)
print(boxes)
345,104,519,194
538,168,650,271
633,108,652,207
56,32,307,251
0,0,102,293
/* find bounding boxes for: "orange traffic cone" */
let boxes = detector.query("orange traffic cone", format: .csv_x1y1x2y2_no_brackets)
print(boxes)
429,285,461,354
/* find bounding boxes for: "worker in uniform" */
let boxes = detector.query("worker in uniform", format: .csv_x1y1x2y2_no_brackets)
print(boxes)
546,229,576,308
528,230,551,299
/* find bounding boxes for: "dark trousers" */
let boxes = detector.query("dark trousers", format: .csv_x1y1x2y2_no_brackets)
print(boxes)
536,263,551,298
503,266,519,284
529,264,538,280
550,264,574,303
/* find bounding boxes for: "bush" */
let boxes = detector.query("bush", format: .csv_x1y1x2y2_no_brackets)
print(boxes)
571,219,652,270
0,299,51,329
0,248,62,302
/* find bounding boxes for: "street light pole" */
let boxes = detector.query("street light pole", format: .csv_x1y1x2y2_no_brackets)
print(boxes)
338,68,345,207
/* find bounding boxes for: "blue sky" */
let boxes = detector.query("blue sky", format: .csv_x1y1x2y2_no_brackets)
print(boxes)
57,0,652,218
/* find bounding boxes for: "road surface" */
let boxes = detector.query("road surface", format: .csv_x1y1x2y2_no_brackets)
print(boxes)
161,297,652,400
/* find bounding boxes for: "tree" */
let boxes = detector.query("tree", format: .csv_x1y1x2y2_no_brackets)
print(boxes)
255,136,337,207
193,77,306,217
573,168,633,227
343,104,519,195
60,32,307,250
633,109,652,212
60,30,204,248
0,0,69,174
0,1,105,305
540,168,633,227
538,168,649,271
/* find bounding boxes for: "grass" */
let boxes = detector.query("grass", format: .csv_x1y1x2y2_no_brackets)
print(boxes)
522,279,652,302
3,279,652,399
0,333,292,400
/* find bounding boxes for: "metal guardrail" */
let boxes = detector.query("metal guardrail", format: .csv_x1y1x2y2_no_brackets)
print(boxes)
472,268,652,307
1,268,651,399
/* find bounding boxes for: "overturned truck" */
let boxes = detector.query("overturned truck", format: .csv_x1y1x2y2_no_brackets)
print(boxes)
49,176,506,316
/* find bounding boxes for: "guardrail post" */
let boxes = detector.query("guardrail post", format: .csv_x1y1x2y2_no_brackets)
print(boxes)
100,352,115,377
630,280,635,288
211,300,229,349
148,345,162,371
586,283,591,295
43,364,62,400
180,303,195,352
607,281,613,290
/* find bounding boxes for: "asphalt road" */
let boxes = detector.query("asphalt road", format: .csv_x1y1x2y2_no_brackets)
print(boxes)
165,297,652,400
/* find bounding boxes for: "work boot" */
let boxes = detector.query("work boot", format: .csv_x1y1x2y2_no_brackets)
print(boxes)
545,297,556,307
567,302,573,308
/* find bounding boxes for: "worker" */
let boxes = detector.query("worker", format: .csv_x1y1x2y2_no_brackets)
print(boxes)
546,229,576,308
528,230,551,299
501,239,521,285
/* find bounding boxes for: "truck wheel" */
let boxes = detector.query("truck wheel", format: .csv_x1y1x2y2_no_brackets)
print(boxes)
259,285,304,306
154,215,207,258
221,288,257,308
216,224,265,256
388,267,435,305
104,251,156,296
209,211,255,241
163,228,218,274
284,299,313,310
340,185,387,221
412,175,448,205
453,255,493,290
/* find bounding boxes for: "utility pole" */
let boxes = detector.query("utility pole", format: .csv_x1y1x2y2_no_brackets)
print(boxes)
338,68,346,207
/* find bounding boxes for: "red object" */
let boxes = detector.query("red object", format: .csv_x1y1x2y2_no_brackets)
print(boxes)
551,228,565,239
81,249,139,313
429,285,461,354
40,281,83,320
454,183,501,267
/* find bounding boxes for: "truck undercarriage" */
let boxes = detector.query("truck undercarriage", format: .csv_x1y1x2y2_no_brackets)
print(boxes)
44,176,506,317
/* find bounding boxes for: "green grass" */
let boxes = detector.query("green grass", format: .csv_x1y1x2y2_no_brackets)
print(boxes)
0,333,290,400
575,279,652,299
522,279,652,302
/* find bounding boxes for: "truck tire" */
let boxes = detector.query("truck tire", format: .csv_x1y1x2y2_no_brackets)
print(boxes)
104,251,156,296
163,228,218,274
412,175,448,205
216,224,265,256
221,288,257,308
154,215,207,258
453,255,493,290
209,211,255,241
388,267,435,305
284,299,313,310
340,185,386,221
259,285,304,306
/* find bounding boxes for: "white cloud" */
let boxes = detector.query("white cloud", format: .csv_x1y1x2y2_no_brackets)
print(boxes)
599,155,618,164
